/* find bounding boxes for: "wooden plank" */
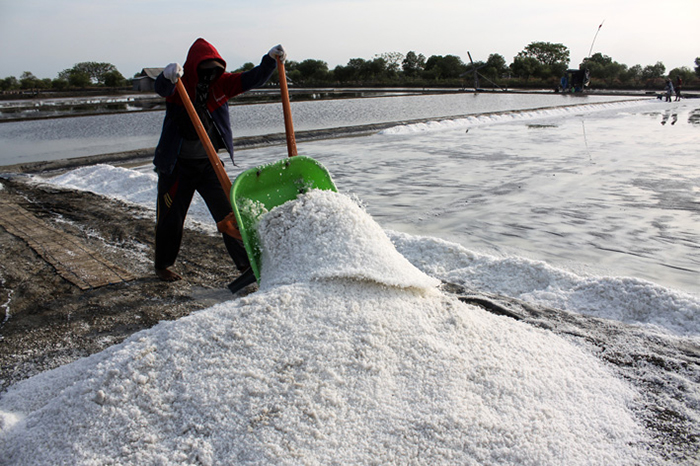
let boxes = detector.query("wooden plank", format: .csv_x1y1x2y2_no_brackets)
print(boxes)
0,199,135,290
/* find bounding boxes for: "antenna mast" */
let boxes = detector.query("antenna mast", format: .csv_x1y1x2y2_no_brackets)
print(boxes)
588,20,605,57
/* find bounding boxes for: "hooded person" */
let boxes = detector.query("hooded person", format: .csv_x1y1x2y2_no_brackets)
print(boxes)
153,38,286,282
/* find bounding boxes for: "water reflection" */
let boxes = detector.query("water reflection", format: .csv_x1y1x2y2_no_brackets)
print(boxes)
661,109,678,125
689,108,700,125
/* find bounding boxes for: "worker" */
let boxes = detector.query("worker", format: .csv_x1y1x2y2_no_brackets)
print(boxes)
153,38,286,281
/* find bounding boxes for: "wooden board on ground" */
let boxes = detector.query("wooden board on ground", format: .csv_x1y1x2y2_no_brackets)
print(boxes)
0,199,135,290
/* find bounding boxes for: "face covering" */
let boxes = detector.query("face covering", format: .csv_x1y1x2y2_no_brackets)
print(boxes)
195,65,221,109
197,66,221,85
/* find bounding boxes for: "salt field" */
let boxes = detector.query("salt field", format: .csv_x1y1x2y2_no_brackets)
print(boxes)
1,93,698,464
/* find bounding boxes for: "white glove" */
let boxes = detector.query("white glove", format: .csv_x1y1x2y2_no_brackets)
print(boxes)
268,44,287,62
163,62,183,84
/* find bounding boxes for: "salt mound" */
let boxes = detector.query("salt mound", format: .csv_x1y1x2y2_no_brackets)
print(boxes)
0,188,653,465
0,283,650,465
257,189,440,291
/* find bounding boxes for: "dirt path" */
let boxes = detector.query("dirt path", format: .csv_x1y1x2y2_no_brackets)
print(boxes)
0,176,250,392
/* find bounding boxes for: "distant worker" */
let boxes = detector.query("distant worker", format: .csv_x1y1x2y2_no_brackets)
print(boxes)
153,38,286,281
559,75,568,93
664,78,674,102
674,76,682,101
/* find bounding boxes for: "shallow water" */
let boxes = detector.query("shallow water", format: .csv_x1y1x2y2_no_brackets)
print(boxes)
220,100,700,296
0,92,633,165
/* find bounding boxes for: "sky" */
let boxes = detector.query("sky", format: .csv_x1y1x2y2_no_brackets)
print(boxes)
0,0,698,79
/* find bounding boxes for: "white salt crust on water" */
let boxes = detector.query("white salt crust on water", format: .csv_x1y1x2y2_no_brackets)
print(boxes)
0,190,653,465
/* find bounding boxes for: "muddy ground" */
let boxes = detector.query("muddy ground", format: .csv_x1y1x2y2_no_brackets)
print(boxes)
0,175,251,392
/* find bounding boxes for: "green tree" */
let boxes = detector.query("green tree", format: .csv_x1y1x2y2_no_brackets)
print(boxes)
376,52,404,76
669,66,695,84
346,58,369,81
620,64,642,86
517,42,570,78
103,69,125,87
641,61,666,81
402,51,426,77
482,54,507,80
296,59,330,83
19,71,40,89
62,70,91,88
0,76,19,91
518,42,570,66
423,56,440,80
332,63,357,83
582,53,626,86
364,56,388,80
337,57,388,82
51,78,69,90
510,55,543,81
423,55,466,80
695,57,700,78
59,61,121,85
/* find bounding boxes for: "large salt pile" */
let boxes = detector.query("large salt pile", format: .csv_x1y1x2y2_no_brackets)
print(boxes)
0,190,652,465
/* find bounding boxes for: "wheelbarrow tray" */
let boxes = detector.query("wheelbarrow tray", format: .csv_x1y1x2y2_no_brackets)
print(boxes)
230,155,337,281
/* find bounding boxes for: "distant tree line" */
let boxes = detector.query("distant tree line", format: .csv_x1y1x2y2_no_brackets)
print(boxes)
226,41,700,91
284,43,698,90
3,43,700,93
0,62,126,92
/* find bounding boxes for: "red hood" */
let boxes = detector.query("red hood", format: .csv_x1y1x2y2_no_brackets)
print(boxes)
170,38,226,105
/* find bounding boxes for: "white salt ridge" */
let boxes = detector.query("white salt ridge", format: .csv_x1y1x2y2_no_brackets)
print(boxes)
258,190,439,290
46,164,215,232
0,190,653,465
49,164,157,202
378,99,650,135
390,232,700,337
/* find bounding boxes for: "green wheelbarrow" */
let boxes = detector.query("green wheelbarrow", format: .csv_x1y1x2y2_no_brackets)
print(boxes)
227,59,337,293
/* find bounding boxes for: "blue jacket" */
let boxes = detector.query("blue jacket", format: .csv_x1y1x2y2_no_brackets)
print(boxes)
153,38,277,174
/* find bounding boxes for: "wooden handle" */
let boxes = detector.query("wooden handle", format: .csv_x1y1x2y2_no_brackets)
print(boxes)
174,79,241,240
277,58,297,157
175,79,232,194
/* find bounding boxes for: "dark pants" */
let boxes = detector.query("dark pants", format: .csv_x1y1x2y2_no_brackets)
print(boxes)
155,158,249,272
